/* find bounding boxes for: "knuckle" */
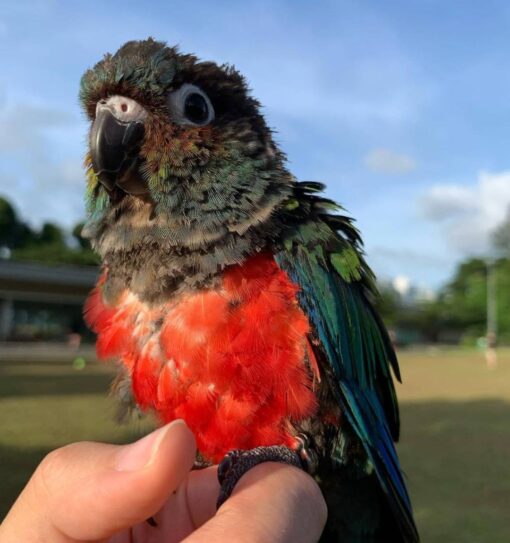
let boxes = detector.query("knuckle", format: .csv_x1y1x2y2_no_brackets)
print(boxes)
39,447,67,478
34,444,76,501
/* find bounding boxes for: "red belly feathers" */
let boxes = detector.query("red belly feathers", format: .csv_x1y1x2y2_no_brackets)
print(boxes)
85,253,318,462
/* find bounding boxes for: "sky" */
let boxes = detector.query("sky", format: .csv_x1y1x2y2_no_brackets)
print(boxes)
1,0,510,290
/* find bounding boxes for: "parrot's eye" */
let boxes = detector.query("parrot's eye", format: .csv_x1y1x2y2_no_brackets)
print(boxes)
184,93,209,124
167,84,214,127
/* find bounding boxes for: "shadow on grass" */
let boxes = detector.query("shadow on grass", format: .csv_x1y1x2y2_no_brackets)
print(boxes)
0,372,113,397
399,399,510,543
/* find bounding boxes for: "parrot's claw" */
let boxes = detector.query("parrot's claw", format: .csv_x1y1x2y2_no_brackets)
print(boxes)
193,458,211,470
295,432,319,474
216,438,315,509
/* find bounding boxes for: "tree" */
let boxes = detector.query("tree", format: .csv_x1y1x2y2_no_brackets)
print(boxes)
0,196,99,266
0,197,17,246
376,256,510,345
38,222,66,246
492,207,510,255
0,197,37,249
374,283,400,327
435,257,510,344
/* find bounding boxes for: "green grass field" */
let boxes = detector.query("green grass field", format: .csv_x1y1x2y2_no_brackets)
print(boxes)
1,347,509,542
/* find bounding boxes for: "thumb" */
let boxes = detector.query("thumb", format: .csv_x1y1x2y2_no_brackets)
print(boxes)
0,420,196,543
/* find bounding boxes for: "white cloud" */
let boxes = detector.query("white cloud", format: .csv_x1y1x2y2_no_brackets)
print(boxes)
419,171,510,254
364,148,416,174
0,103,75,152
0,101,85,228
421,185,476,220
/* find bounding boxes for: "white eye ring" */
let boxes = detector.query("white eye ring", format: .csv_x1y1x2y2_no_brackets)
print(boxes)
167,83,215,126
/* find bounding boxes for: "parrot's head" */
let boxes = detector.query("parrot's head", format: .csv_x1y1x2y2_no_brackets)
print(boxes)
80,39,292,276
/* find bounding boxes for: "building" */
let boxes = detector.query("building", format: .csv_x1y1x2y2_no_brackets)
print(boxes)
0,260,98,341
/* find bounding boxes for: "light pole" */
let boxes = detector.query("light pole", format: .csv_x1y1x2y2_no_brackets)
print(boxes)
486,258,497,368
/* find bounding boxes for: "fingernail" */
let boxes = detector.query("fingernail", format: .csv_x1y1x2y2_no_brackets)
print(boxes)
115,419,187,471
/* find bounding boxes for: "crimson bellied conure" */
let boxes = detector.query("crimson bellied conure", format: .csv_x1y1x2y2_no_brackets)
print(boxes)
80,39,419,542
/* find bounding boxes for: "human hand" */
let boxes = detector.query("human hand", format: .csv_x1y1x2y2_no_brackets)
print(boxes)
0,420,327,542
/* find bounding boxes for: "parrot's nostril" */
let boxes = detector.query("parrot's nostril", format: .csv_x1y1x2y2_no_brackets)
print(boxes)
96,95,147,123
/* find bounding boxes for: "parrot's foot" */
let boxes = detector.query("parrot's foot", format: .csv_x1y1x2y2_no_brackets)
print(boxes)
193,458,211,470
216,434,316,509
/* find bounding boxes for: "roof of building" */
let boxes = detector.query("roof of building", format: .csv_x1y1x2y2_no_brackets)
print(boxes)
0,260,99,304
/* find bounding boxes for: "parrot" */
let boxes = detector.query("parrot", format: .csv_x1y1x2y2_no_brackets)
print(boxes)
80,38,419,542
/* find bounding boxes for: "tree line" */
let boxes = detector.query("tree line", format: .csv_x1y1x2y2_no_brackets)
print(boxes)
0,196,97,265
377,213,510,345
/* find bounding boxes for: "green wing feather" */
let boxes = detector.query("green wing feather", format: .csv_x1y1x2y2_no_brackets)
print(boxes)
275,181,419,542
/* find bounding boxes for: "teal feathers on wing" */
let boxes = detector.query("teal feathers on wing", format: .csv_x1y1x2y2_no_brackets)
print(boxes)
276,181,419,542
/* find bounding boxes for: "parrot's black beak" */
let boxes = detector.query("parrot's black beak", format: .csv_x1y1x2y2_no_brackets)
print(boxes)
89,103,147,195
